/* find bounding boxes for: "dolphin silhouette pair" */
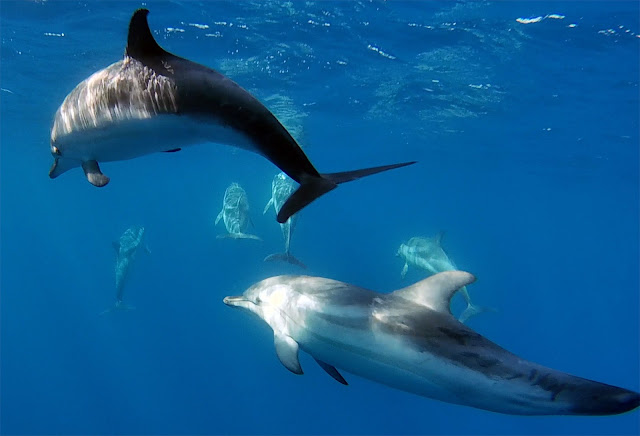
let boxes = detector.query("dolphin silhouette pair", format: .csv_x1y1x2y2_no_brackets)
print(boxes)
224,272,640,416
49,9,415,223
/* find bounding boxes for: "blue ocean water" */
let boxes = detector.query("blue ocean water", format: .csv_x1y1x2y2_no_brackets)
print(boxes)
1,0,639,434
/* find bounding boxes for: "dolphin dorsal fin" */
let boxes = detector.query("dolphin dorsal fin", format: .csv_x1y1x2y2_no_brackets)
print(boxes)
392,271,476,315
126,9,167,60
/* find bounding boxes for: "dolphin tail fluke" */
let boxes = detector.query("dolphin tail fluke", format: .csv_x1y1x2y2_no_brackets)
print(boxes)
264,252,307,269
118,302,135,312
276,176,337,224
100,301,135,315
217,233,262,241
276,161,417,223
455,285,498,323
457,303,497,324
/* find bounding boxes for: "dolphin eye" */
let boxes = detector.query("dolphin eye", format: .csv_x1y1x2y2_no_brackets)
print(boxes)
52,146,61,156
255,296,262,304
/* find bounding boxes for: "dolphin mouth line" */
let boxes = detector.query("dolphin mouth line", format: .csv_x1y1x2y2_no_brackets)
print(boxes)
223,296,247,306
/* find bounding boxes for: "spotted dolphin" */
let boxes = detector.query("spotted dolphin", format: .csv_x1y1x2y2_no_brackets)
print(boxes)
263,172,305,268
215,182,261,241
223,272,639,416
397,232,489,323
48,9,415,223
102,226,150,314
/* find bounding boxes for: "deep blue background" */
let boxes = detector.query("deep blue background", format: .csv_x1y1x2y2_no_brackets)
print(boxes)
1,1,638,434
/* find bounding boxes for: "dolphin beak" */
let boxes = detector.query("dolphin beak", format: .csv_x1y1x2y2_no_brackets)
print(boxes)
223,295,247,307
49,158,60,178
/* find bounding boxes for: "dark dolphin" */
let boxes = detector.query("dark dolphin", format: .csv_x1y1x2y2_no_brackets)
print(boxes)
49,9,415,223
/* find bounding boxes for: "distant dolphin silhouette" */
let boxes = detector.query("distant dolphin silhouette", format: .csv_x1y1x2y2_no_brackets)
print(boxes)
101,226,150,314
224,272,640,416
263,172,305,268
49,8,415,223
397,232,490,323
215,182,261,241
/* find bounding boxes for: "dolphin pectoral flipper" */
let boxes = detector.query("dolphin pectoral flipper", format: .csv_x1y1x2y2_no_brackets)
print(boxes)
276,161,417,224
392,270,476,315
214,210,223,226
400,263,408,279
274,332,303,375
263,198,274,215
82,160,110,187
314,358,348,385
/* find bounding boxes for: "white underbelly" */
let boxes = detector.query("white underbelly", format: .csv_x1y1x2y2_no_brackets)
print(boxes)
55,115,256,162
